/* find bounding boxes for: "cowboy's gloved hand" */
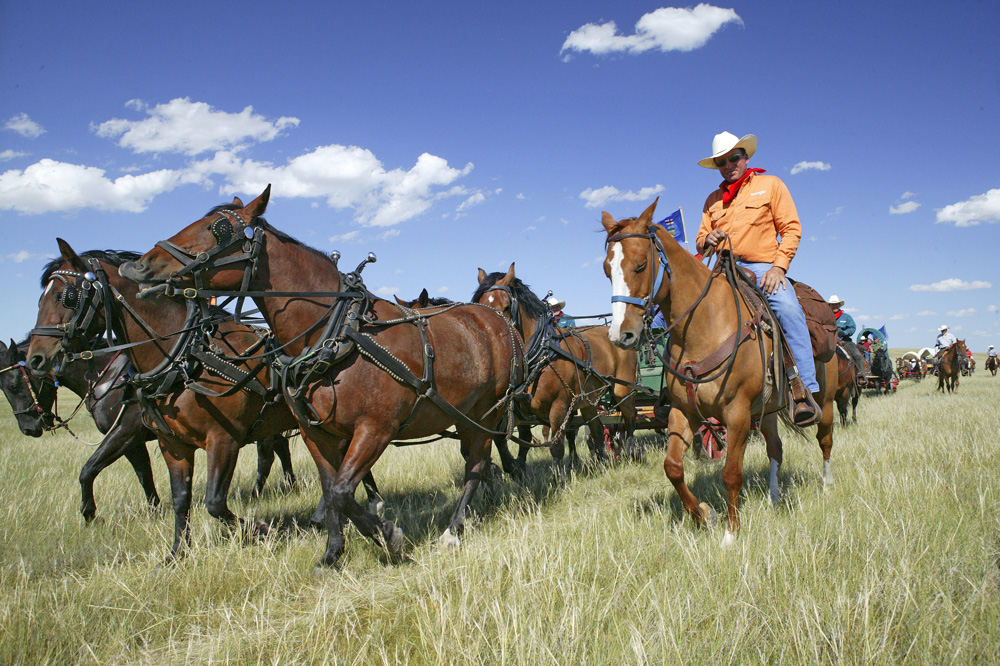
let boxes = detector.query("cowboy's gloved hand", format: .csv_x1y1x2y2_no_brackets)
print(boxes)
761,266,787,295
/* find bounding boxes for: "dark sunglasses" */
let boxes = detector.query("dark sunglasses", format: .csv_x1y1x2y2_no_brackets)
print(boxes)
714,153,744,168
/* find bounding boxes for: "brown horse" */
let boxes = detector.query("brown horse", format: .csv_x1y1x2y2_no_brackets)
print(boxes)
987,354,999,376
601,199,837,545
473,264,638,467
834,345,859,425
26,241,322,560
936,340,967,393
119,186,524,568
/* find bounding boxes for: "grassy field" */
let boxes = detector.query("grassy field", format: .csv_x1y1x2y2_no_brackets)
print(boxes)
1,354,998,664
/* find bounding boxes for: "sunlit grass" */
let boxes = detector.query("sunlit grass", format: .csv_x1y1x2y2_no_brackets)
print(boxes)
1,369,998,664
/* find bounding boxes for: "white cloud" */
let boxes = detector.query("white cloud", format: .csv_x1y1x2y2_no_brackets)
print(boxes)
516,193,526,200
561,4,742,57
329,231,360,244
197,147,473,227
4,113,45,138
916,310,937,316
946,308,977,317
0,158,196,214
843,307,860,313
374,286,400,296
94,98,299,156
901,191,916,200
376,229,400,241
988,305,999,313
437,286,449,293
3,250,55,263
890,201,921,215
908,278,992,292
935,188,1000,226
790,161,831,175
888,314,909,320
580,184,665,208
0,149,27,161
456,192,486,213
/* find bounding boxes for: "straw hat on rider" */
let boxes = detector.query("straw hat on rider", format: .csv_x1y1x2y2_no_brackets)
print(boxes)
698,131,758,169
827,294,845,307
546,296,566,311
939,324,949,331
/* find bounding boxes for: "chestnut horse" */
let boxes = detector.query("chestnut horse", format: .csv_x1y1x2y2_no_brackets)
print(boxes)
601,199,837,545
119,186,524,568
473,264,638,468
987,354,999,376
834,345,859,426
26,242,322,559
936,340,967,393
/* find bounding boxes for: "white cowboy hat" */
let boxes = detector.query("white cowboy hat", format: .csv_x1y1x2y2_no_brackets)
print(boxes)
989,345,994,349
698,131,758,169
827,294,844,307
546,296,566,310
939,324,949,331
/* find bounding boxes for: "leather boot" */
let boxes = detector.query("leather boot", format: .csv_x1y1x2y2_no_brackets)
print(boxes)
789,376,819,426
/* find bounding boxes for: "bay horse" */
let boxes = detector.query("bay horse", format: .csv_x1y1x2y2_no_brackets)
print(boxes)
601,199,838,545
987,354,999,376
3,336,301,522
25,242,328,560
119,185,524,568
936,340,967,393
473,264,638,469
834,345,859,425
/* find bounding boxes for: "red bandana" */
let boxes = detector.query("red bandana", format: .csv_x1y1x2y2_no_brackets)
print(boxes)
721,168,766,204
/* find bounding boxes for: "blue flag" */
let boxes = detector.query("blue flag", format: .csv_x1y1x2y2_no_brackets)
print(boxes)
878,325,888,341
656,209,685,244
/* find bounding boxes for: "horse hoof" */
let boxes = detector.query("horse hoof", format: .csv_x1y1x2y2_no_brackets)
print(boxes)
720,529,737,549
697,502,718,529
387,526,404,555
439,527,461,549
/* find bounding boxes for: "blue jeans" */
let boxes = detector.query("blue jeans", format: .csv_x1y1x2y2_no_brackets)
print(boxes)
739,262,820,393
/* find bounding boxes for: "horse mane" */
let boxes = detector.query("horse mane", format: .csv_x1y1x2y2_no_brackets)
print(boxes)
471,272,548,320
40,250,141,288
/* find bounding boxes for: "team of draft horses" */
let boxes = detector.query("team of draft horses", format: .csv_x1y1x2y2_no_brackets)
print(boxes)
0,186,887,568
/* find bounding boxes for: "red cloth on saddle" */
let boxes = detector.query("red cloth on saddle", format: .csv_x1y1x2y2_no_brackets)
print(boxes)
721,168,766,204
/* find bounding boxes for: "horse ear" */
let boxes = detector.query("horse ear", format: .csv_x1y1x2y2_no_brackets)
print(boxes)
56,238,88,273
477,268,487,285
497,262,515,286
601,211,618,234
418,288,430,308
231,196,244,207
638,197,659,226
242,184,271,219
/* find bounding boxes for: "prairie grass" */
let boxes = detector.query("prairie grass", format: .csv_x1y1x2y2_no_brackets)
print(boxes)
1,359,998,665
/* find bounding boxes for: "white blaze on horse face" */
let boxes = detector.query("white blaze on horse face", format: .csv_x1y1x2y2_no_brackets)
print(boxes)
608,242,630,342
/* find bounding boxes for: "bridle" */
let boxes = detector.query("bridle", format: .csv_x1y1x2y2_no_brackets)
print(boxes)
0,359,51,421
606,230,671,330
30,259,117,357
153,209,265,321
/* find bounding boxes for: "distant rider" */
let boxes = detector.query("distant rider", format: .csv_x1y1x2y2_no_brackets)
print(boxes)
827,294,865,376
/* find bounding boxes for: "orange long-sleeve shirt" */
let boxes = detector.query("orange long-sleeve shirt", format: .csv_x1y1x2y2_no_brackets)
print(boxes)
696,171,802,272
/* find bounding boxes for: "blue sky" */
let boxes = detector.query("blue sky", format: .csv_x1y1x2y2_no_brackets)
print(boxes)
2,1,999,352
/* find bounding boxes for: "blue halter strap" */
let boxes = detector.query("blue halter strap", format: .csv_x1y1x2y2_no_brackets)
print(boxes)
607,231,670,312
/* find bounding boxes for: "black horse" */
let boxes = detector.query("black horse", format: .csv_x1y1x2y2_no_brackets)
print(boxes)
1,336,298,522
870,347,896,395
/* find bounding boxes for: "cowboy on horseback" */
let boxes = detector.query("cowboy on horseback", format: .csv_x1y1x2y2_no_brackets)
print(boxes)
934,324,957,360
696,131,820,425
828,294,865,377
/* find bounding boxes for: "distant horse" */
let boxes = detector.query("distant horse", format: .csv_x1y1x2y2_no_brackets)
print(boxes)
987,354,999,376
395,288,454,309
936,340,967,393
601,198,838,545
120,186,525,568
834,345,859,425
26,242,332,560
473,264,638,468
869,348,895,395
